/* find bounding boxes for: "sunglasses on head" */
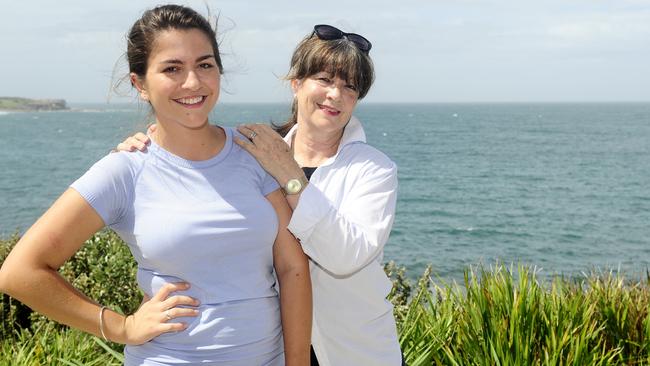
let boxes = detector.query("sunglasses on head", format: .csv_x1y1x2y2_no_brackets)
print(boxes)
312,24,372,53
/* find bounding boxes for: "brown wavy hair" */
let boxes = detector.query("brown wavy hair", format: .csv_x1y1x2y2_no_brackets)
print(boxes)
274,33,375,137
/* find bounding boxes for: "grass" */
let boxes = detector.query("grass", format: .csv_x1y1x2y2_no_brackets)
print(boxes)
386,263,650,365
3,233,650,365
0,322,122,366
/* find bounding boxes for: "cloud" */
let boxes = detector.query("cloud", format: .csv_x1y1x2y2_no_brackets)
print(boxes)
545,12,650,46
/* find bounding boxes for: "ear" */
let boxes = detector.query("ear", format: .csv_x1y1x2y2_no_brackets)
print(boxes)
130,73,149,101
290,79,302,95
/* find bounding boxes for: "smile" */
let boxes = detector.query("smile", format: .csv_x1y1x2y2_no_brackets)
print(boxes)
318,103,340,116
173,96,207,108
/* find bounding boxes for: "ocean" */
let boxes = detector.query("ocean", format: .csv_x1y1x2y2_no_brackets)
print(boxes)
1,102,649,282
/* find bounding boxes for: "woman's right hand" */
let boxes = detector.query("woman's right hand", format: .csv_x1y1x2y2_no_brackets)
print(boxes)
122,282,200,345
115,124,156,152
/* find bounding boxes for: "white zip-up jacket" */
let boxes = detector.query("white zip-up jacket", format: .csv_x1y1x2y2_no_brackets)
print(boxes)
285,116,402,366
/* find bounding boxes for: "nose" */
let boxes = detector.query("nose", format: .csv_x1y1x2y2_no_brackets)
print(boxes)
326,84,342,101
182,70,201,91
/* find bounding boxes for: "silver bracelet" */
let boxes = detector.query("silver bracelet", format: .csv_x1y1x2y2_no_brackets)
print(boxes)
99,306,108,341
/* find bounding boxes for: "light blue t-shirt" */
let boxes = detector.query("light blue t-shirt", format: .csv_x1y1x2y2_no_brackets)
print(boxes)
71,127,284,365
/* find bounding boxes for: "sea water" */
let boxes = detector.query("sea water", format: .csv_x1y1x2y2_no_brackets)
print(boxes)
1,102,649,282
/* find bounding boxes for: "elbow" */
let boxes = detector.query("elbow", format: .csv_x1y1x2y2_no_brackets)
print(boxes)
0,262,15,295
321,246,381,277
275,251,311,282
0,251,36,297
277,259,310,281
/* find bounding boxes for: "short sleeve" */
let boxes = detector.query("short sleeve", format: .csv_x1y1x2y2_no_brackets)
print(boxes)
231,128,280,196
69,153,135,227
260,169,280,196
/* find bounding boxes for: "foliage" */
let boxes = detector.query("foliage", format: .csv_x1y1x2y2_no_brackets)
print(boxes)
3,234,650,364
0,322,122,366
0,230,138,358
384,262,650,366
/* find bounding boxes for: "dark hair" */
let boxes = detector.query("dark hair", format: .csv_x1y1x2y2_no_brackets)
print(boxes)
127,4,223,80
274,33,375,137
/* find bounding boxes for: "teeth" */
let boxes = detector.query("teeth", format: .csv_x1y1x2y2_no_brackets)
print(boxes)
177,96,203,105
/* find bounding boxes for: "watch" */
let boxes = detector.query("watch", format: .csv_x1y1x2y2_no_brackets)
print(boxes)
283,176,309,195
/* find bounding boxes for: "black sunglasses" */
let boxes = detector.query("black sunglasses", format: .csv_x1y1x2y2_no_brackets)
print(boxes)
312,24,372,53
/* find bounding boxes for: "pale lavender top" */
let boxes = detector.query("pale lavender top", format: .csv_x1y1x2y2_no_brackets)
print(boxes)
71,127,284,365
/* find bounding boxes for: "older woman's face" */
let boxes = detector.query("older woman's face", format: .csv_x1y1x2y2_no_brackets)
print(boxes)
292,71,359,135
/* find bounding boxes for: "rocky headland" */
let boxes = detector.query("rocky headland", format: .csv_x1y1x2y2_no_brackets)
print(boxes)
0,97,69,111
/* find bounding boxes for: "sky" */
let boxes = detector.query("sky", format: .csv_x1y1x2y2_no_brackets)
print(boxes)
1,0,649,104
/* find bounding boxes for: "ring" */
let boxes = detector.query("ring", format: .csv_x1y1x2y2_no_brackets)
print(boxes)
165,310,172,320
249,131,257,140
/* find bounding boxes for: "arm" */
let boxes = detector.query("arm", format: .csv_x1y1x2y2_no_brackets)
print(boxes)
266,189,312,366
288,161,398,277
0,189,198,345
234,123,398,277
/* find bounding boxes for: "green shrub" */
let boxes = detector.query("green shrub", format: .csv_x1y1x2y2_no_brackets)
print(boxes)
5,233,650,365
0,230,140,341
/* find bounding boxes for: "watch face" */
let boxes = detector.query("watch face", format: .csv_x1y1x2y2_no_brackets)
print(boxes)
286,179,302,194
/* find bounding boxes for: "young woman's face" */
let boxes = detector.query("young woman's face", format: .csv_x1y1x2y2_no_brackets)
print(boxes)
134,28,220,130
292,71,359,135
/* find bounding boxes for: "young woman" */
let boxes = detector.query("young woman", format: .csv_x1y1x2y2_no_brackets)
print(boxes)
0,5,311,365
120,24,403,365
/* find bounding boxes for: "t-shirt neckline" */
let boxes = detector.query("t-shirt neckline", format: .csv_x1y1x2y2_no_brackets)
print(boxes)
147,126,232,169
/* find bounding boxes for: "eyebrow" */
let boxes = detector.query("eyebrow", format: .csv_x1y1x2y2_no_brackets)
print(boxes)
159,54,215,64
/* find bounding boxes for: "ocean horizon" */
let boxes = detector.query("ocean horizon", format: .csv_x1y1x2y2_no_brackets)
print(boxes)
1,102,649,282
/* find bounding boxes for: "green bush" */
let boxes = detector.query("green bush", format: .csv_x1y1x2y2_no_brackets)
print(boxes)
385,264,650,366
0,230,140,340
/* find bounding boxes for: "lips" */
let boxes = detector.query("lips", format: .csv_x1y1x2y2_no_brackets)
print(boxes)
318,103,340,116
174,96,207,108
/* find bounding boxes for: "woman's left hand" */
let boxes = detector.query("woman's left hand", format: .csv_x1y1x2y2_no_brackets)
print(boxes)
235,124,303,186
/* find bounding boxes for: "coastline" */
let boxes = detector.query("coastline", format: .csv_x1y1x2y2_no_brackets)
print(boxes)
0,97,69,112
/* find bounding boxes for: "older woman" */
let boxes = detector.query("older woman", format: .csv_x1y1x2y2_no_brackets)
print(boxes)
119,24,402,365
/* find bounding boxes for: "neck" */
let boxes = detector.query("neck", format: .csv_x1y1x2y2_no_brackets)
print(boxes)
152,119,224,161
292,123,344,167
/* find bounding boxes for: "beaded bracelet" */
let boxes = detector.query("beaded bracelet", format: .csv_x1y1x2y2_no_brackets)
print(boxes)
99,306,108,341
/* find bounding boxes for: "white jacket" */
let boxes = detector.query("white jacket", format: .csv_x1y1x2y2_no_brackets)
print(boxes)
286,116,402,366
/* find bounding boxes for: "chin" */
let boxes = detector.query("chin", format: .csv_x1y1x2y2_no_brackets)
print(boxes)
185,118,211,130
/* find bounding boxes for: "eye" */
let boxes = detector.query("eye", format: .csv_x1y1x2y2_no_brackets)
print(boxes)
162,66,179,73
345,84,358,92
199,63,215,70
317,77,331,84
